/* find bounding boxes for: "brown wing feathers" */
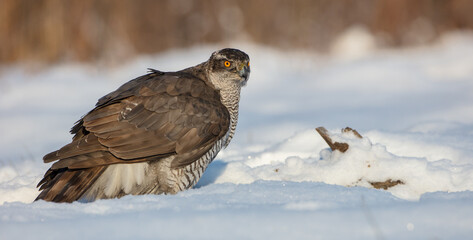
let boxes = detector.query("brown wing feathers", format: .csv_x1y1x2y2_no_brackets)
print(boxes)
36,72,230,202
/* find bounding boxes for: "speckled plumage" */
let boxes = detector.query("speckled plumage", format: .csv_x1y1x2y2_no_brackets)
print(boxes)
36,48,250,202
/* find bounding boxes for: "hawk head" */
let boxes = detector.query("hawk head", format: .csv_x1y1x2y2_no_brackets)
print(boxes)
207,48,250,89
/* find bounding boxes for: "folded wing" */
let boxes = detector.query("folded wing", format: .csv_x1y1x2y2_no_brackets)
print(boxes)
37,72,229,202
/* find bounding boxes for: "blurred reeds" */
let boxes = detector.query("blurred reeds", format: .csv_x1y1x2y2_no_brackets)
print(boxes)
1,0,472,64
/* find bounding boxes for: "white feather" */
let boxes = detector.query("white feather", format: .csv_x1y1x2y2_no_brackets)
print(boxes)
96,162,149,197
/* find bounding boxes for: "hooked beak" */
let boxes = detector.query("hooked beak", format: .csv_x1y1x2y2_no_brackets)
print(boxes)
238,64,250,85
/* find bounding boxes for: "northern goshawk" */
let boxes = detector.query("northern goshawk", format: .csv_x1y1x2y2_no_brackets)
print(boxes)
36,48,250,202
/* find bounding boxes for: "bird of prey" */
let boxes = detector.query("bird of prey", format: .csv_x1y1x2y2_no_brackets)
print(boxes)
36,48,250,202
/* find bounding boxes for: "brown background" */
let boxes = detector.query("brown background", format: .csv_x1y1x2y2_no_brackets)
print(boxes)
1,0,472,64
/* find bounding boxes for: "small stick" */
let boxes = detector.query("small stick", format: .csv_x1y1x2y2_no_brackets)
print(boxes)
315,127,349,153
342,127,363,138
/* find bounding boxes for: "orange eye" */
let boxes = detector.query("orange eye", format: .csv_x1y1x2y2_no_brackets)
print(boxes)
224,61,231,67
247,61,250,67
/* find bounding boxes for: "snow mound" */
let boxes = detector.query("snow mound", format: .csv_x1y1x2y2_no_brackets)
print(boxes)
206,128,473,200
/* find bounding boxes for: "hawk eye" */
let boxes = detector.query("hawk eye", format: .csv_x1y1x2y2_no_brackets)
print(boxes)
247,61,250,67
224,61,231,68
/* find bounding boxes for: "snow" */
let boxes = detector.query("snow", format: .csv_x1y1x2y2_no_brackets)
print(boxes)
1,32,473,239
210,128,473,201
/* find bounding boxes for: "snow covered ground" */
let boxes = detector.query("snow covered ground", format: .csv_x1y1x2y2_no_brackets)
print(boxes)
1,31,473,239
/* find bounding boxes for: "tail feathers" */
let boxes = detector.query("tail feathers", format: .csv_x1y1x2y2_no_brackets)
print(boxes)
35,166,106,203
